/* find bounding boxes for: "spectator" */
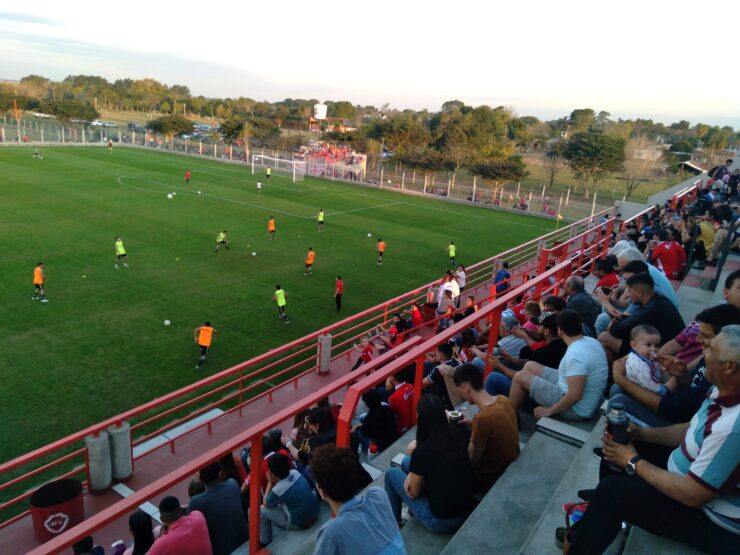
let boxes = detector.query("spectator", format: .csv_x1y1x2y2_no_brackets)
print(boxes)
623,324,674,396
541,295,567,312
422,342,460,409
607,232,636,256
650,228,687,279
509,310,608,420
384,394,472,533
485,312,567,396
616,248,679,308
354,388,398,452
260,453,319,546
122,510,159,555
724,268,740,307
312,445,406,555
148,496,212,555
608,303,740,427
240,430,291,501
386,372,415,434
284,407,337,477
708,158,733,184
494,261,511,293
598,273,685,361
453,364,519,491
564,276,601,336
456,264,466,292
497,314,528,358
187,461,248,555
566,326,740,555
592,259,620,292
72,537,104,555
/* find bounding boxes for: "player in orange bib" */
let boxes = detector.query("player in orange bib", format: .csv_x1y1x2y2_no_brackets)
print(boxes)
267,216,276,240
304,247,315,276
33,262,48,302
193,321,218,369
377,239,386,265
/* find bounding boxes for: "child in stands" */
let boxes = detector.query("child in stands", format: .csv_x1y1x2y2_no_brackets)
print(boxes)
625,325,675,396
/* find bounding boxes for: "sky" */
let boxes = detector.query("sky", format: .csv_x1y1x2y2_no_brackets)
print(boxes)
0,0,738,128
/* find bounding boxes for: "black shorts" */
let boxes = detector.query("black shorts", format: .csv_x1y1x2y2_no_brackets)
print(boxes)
34,283,43,291
305,263,313,268
199,345,209,356
116,254,126,259
218,240,227,245
318,221,324,225
378,251,384,257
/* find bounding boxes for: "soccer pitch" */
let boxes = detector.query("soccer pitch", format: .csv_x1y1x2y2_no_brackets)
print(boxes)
0,146,553,461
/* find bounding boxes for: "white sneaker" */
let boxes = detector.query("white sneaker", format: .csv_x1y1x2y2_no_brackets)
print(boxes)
40,299,49,303
114,264,119,269
124,263,129,268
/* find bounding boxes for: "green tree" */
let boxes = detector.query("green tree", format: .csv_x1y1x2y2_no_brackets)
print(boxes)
562,130,625,198
220,119,244,142
568,108,596,133
326,100,357,121
622,135,660,200
40,99,99,122
467,156,528,192
147,114,194,140
544,141,566,191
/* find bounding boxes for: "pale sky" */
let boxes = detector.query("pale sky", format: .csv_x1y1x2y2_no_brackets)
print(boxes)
1,0,738,127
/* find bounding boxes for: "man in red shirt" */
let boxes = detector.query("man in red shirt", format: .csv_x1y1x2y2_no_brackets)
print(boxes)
650,229,686,280
592,259,620,293
185,170,191,184
334,275,344,311
386,372,414,434
148,496,212,555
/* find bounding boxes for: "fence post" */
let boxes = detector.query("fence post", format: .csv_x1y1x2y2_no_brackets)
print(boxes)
401,171,405,190
317,334,332,374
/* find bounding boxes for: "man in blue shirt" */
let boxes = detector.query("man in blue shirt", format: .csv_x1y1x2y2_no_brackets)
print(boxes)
311,445,406,555
260,453,319,546
494,261,511,294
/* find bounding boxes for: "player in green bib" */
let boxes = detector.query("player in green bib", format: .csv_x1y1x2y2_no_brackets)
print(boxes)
273,285,290,324
215,230,230,252
266,167,271,181
114,236,129,269
448,241,456,266
317,209,325,232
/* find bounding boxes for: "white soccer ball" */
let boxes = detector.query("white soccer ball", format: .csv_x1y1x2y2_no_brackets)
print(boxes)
39,156,44,160
172,192,176,196
198,191,202,194
367,233,372,237
252,251,257,256
167,194,173,199
164,319,171,326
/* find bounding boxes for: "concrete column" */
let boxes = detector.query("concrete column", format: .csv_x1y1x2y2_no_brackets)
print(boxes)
107,422,133,481
317,334,332,374
85,431,112,492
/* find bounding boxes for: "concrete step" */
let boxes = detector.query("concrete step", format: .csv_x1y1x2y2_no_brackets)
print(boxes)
440,431,579,555
621,526,704,555
518,417,606,554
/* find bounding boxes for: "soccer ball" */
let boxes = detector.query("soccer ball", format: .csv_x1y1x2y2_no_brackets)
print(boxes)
252,252,257,256
172,192,176,196
367,233,372,237
167,194,173,199
164,319,171,326
198,191,202,194
39,156,44,160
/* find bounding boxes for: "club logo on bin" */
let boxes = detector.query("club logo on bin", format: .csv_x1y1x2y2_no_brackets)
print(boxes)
44,512,70,534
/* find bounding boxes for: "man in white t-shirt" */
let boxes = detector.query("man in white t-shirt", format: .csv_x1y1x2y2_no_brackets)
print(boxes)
509,310,608,420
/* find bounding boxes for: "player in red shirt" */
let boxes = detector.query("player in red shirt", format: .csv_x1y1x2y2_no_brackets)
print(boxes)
334,275,344,311
185,170,191,184
650,229,686,279
386,372,414,434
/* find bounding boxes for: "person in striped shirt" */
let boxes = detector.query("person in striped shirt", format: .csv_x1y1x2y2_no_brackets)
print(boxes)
567,325,740,554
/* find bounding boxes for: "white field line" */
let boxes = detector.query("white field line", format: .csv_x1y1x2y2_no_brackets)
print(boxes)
116,175,398,220
327,202,402,216
194,168,327,193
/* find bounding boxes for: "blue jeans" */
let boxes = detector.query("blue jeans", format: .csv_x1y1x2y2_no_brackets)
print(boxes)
384,458,467,534
484,371,512,397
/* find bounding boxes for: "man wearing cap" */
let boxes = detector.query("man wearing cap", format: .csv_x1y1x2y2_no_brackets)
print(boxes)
649,228,686,280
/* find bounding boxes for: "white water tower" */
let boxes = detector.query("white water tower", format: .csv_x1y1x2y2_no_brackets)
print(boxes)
313,103,327,120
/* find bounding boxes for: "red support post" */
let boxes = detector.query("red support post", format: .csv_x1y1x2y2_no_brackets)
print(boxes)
412,355,425,426
483,306,502,380
248,437,262,554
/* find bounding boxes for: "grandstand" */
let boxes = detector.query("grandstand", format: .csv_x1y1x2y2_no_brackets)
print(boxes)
1,159,738,555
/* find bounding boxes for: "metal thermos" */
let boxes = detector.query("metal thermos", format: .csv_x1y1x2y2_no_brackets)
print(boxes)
606,403,629,472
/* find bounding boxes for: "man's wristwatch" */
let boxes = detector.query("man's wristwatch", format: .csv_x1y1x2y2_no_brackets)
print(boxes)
625,455,642,476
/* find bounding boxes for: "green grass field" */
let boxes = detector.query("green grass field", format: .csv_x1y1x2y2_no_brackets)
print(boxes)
0,146,554,462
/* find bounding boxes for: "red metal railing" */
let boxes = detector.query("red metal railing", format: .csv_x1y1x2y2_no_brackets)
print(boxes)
31,255,592,555
1,208,616,538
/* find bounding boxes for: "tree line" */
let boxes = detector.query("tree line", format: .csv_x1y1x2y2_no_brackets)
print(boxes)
1,74,736,200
